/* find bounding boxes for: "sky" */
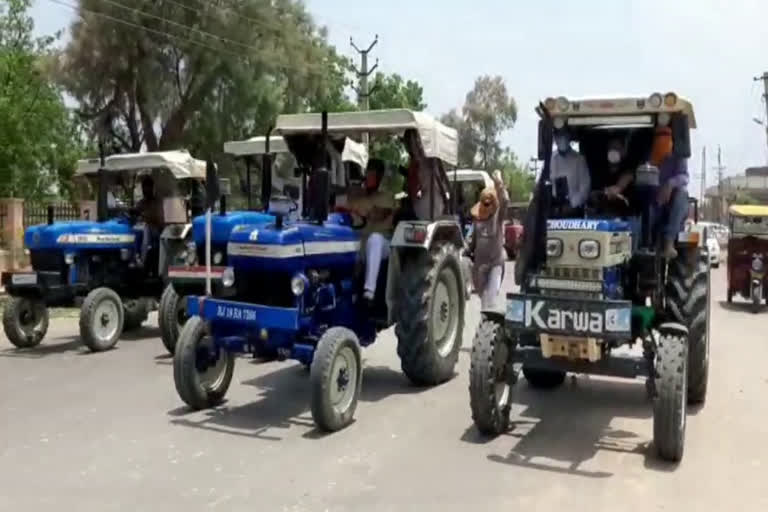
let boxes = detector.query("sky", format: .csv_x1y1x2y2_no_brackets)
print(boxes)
30,0,768,196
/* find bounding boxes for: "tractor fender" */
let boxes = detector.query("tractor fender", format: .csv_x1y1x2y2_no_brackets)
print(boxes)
390,220,464,251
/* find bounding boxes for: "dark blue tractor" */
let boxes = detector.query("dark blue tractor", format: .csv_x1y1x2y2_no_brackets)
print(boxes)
1,150,207,352
172,109,470,431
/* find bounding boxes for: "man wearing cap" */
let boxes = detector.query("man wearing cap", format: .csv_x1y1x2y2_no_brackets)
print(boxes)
651,126,689,259
550,130,591,211
346,159,396,307
469,170,510,310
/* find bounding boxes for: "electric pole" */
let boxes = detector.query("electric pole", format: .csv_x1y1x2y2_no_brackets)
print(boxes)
754,72,768,155
700,145,706,206
714,145,726,223
351,35,379,147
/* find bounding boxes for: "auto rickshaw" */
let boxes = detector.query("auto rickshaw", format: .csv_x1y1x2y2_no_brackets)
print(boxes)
726,204,768,312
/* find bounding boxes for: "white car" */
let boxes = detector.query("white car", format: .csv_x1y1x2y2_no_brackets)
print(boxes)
705,231,721,268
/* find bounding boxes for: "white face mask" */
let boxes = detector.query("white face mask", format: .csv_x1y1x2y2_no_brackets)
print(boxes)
607,149,621,164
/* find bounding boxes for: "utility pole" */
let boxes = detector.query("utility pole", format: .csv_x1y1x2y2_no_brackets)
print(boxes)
714,145,726,223
754,72,768,156
351,35,379,147
700,146,706,204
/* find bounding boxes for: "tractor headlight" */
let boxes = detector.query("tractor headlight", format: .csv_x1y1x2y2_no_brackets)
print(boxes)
579,239,600,259
213,251,223,265
120,248,132,261
291,273,307,296
64,253,75,265
555,96,570,112
546,238,563,258
752,256,763,272
649,93,663,108
553,117,566,129
221,267,235,288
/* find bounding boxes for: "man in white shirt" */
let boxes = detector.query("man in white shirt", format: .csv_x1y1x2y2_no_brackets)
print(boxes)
549,130,591,210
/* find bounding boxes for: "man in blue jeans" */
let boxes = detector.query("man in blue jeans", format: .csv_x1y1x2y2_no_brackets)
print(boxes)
652,126,689,260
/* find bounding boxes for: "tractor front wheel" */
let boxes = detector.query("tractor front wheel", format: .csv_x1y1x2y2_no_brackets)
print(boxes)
79,287,124,352
173,316,234,410
469,319,513,435
310,327,362,432
2,297,49,348
159,285,188,355
653,329,688,462
123,298,150,332
395,244,464,386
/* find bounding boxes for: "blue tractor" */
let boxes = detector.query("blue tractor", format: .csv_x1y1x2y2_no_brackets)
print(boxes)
1,150,207,351
157,136,299,354
468,94,710,462
172,109,470,431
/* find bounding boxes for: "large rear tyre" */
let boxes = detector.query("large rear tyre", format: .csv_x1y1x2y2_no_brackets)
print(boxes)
395,244,464,386
123,298,150,332
667,252,710,404
469,319,513,435
2,297,49,348
522,367,566,389
79,287,124,352
310,327,362,432
159,285,187,355
653,330,688,462
686,260,710,404
173,316,234,410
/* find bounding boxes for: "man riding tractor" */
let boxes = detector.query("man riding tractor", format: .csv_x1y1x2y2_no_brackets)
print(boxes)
2,150,206,352
171,109,469,431
469,93,709,462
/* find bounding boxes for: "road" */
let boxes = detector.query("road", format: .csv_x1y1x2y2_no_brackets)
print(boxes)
1,262,766,511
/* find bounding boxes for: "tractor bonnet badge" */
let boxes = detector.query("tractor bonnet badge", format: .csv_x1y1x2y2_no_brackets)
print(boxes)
249,229,259,241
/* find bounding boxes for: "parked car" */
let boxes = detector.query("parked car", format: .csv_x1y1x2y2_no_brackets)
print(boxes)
706,229,721,268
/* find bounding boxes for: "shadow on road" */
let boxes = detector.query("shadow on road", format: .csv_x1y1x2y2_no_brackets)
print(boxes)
463,376,678,478
717,300,765,314
120,326,162,342
169,360,433,440
0,336,83,358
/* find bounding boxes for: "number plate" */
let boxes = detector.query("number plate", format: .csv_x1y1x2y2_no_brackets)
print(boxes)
11,273,37,285
506,294,632,337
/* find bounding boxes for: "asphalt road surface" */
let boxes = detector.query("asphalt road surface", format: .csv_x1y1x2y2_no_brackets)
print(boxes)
1,262,766,511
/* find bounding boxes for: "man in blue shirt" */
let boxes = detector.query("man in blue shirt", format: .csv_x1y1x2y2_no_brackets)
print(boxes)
651,127,689,260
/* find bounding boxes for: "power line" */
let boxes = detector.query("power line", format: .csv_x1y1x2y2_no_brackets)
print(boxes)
48,0,328,74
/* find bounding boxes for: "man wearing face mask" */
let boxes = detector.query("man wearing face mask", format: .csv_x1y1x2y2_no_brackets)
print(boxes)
603,138,634,202
550,129,591,212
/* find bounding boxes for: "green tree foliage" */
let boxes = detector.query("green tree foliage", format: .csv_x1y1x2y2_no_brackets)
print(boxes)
58,0,353,157
463,75,517,170
496,149,534,202
0,0,84,199
440,109,477,168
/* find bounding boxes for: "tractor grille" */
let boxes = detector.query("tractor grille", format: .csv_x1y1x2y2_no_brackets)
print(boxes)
232,270,295,308
30,250,65,272
541,266,603,281
537,289,602,300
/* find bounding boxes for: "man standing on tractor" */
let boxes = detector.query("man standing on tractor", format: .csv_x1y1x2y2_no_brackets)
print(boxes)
549,129,591,211
347,159,396,307
136,175,163,267
469,169,510,309
652,126,690,259
404,129,446,220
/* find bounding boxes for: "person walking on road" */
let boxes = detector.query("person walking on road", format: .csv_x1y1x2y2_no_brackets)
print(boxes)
469,169,510,310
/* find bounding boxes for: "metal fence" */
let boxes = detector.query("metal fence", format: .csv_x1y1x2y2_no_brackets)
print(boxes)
23,201,80,229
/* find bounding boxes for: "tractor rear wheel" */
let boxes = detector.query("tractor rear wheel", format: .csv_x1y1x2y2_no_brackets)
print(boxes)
395,244,464,386
2,297,49,348
667,251,710,404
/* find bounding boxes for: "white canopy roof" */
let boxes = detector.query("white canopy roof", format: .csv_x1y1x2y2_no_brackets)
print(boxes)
275,109,458,165
450,169,493,187
223,136,289,156
76,150,206,179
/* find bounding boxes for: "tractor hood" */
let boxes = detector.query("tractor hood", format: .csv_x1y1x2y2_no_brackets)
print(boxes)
227,221,360,273
25,220,136,251
192,211,274,247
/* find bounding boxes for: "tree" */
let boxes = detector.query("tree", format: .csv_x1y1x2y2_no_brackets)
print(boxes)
0,0,84,199
461,75,517,170
440,109,477,168
496,149,534,201
58,0,353,157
